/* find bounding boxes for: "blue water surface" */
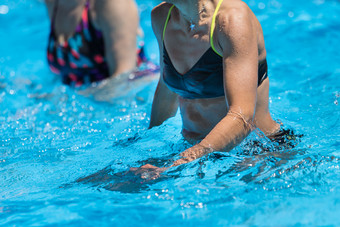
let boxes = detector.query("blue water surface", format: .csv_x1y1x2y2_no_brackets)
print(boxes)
0,0,340,226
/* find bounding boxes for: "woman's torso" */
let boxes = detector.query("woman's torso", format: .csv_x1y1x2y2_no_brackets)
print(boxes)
160,1,276,140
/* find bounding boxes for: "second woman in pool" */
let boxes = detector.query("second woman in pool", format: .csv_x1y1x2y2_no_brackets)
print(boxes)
45,0,160,101
148,0,281,167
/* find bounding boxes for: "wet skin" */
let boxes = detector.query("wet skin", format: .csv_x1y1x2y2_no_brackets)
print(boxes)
149,0,280,167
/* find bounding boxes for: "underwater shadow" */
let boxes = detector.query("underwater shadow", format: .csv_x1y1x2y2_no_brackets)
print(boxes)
74,154,181,193
214,131,307,184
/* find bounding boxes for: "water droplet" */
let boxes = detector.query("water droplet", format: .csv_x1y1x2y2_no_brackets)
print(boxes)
0,5,9,14
258,3,266,9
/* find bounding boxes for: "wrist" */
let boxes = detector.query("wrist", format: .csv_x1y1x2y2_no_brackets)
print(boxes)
197,142,214,155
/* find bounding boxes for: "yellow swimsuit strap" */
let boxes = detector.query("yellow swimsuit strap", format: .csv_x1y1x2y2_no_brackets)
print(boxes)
210,0,224,57
163,2,223,55
162,5,175,41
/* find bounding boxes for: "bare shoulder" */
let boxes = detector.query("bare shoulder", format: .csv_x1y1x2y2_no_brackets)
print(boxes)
93,0,139,17
213,1,262,55
151,2,173,21
216,0,257,35
151,3,173,40
92,0,138,28
93,0,132,13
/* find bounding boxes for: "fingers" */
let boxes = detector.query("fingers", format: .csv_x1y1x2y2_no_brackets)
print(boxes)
141,164,158,169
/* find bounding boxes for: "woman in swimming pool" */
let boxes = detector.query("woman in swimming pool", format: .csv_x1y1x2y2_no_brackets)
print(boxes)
148,0,282,167
78,0,295,187
45,0,155,99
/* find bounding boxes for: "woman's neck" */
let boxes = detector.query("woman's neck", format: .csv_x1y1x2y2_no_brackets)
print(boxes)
171,0,210,28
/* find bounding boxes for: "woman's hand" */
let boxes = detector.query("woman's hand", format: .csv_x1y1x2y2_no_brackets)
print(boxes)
129,164,168,181
133,145,213,179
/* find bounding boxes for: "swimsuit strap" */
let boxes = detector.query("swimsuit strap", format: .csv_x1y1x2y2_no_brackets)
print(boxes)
163,2,223,55
162,5,175,41
210,0,224,57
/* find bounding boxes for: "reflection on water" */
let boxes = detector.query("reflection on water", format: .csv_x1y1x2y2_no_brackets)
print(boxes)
76,128,305,193
75,153,179,193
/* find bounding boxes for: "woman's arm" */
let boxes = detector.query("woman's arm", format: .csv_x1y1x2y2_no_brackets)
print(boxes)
44,0,55,20
149,3,179,128
173,5,259,166
149,75,179,128
94,0,139,77
45,0,86,41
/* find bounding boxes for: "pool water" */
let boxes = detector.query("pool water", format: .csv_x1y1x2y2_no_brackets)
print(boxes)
1,0,340,225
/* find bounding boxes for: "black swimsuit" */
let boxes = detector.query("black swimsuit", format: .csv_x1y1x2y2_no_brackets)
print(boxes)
162,4,268,99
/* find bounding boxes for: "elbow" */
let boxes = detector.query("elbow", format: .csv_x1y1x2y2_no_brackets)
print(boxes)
244,109,256,123
228,105,256,129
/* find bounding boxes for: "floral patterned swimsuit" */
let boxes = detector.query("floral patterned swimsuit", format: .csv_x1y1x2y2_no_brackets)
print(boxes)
47,0,155,87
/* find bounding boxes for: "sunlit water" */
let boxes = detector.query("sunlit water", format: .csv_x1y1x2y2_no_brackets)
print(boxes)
0,0,339,225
